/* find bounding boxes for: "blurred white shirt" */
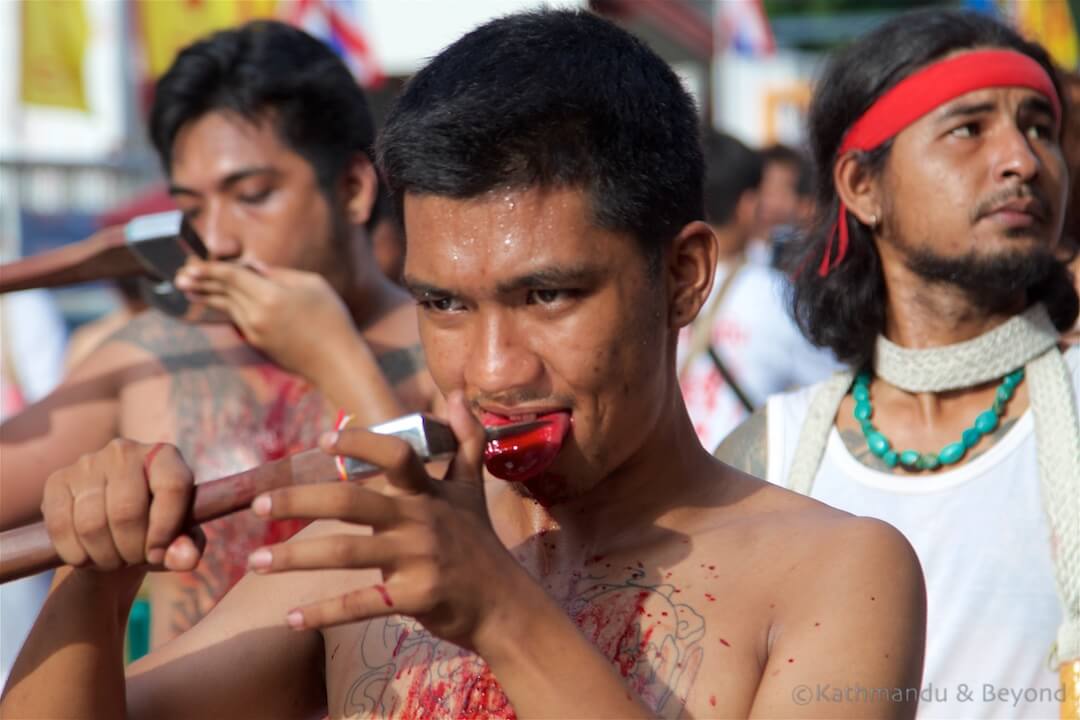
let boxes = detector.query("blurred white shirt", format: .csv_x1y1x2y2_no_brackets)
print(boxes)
678,261,840,452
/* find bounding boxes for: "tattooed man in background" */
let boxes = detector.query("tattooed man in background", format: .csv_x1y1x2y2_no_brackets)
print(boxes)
0,21,439,646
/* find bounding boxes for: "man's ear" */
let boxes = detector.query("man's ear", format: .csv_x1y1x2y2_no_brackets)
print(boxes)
833,152,882,227
666,220,718,329
340,155,378,226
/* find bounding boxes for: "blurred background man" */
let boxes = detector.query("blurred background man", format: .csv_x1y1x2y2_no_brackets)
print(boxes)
678,131,837,451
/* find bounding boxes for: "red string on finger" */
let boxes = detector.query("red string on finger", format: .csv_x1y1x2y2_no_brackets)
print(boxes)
334,411,355,482
143,442,167,478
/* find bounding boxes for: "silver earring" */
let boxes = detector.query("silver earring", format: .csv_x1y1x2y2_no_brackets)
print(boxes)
868,213,879,228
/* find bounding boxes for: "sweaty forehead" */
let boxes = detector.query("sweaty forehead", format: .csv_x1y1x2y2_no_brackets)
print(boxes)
402,187,623,292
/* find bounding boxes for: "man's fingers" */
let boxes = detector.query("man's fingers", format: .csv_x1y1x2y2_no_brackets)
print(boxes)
162,531,204,572
41,471,87,567
177,260,268,301
144,444,195,562
320,429,431,494
71,484,123,570
444,391,486,485
253,483,400,529
193,293,251,329
247,534,397,574
106,447,151,565
285,584,403,631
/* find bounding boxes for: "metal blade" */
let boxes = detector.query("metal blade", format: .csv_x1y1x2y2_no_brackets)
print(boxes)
483,419,552,441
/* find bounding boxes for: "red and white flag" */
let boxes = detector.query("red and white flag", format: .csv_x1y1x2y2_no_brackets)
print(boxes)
285,0,383,87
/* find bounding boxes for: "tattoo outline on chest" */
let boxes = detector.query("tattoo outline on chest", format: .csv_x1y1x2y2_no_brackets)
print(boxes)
333,571,707,719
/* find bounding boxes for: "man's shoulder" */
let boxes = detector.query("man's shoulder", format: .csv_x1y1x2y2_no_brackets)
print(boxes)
101,309,254,371
729,478,919,606
105,309,209,351
702,464,913,574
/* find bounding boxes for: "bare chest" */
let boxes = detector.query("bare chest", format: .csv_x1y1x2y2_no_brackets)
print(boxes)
324,565,767,719
118,342,332,479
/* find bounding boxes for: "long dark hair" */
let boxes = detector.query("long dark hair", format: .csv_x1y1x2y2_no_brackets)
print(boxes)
785,10,1077,367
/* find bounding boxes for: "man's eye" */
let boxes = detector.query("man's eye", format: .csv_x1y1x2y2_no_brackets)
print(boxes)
527,289,577,305
421,296,466,312
949,123,977,139
179,207,202,222
238,188,272,204
1025,123,1054,141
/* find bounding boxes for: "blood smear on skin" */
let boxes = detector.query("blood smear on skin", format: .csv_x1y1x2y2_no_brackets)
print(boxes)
374,584,394,607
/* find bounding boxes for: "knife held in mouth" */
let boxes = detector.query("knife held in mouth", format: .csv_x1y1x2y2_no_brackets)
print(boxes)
0,414,546,583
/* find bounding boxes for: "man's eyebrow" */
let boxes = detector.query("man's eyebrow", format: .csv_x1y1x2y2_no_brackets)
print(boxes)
936,101,997,121
495,265,604,294
402,266,604,299
402,278,452,299
1019,95,1057,119
168,166,280,197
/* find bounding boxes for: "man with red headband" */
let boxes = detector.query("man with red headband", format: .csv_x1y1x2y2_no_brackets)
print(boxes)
718,9,1079,718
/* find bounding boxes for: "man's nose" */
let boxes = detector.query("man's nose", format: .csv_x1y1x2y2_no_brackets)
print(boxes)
992,125,1040,184
465,311,544,398
195,202,243,261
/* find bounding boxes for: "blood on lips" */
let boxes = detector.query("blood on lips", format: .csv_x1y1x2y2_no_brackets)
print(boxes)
482,411,572,482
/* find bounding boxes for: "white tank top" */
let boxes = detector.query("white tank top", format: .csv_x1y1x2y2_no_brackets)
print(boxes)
766,346,1079,719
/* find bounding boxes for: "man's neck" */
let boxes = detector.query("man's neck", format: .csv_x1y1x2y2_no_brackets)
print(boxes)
881,255,1026,349
337,243,411,332
488,382,716,563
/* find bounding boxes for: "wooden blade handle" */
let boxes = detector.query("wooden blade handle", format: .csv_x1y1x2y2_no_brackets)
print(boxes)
0,449,348,584
0,226,145,293
0,523,56,581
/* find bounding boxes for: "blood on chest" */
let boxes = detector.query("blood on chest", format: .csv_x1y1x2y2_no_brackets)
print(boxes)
327,582,706,719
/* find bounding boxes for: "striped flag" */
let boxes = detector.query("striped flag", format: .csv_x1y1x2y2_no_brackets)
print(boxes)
715,0,775,57
284,0,383,87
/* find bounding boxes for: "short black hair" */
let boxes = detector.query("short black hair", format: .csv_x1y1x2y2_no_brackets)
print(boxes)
150,20,375,193
786,9,1077,367
762,143,812,197
761,143,803,170
377,10,704,268
702,131,762,226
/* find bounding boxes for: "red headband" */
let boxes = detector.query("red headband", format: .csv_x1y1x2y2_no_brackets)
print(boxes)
820,49,1061,277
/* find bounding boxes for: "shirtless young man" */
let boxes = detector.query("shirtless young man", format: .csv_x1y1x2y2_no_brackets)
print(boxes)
717,10,1079,718
2,11,925,719
0,21,438,645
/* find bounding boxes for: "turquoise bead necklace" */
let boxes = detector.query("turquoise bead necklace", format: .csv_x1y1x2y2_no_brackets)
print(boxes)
851,368,1024,471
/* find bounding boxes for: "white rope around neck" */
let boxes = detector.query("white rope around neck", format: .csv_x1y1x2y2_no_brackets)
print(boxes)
873,304,1059,392
785,303,1080,663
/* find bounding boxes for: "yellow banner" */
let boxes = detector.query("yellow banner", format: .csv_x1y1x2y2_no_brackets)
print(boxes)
20,0,90,110
1014,0,1079,69
138,0,279,79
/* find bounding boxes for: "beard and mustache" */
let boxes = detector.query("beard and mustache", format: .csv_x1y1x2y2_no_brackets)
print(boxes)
883,182,1071,312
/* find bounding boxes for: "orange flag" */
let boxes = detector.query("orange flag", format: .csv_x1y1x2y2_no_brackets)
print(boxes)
1012,0,1078,69
20,0,90,110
